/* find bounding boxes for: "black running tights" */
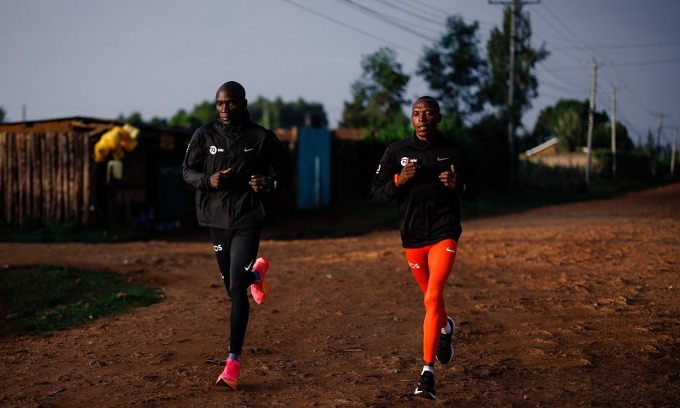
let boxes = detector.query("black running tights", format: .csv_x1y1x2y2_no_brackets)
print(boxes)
209,227,260,356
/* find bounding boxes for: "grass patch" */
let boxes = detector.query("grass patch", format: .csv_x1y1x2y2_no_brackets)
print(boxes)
0,265,162,337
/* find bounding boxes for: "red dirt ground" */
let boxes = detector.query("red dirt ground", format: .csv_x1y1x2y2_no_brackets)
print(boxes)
1,183,679,407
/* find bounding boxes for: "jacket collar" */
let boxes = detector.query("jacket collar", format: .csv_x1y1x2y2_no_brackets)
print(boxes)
411,131,442,148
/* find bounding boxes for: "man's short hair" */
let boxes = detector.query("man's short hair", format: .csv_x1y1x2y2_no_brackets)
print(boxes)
414,96,440,113
217,81,246,99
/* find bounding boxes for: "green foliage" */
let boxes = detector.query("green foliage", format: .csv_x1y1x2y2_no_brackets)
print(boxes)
554,110,583,151
592,122,634,152
527,98,633,154
116,111,145,126
372,115,411,144
0,265,162,336
485,7,549,125
169,101,214,128
249,96,327,129
340,47,410,135
417,15,487,118
165,97,327,130
192,101,217,125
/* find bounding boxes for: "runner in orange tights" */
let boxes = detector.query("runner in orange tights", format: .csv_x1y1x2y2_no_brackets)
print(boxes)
371,96,480,400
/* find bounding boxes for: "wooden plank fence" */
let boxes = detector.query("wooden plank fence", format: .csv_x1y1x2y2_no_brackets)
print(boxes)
0,131,93,227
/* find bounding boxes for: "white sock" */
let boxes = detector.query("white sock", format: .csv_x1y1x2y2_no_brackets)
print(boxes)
422,365,434,374
441,318,452,335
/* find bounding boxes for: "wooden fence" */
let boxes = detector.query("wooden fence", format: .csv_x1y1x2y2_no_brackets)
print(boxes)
0,131,93,227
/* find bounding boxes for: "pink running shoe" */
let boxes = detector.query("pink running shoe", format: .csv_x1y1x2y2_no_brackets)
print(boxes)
250,257,270,304
215,357,240,390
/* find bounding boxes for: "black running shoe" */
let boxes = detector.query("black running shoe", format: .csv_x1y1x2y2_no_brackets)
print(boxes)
414,371,436,400
436,317,455,365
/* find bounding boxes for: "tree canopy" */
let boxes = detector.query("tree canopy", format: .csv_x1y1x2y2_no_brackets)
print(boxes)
417,15,487,121
485,6,548,130
119,97,327,130
531,98,634,152
339,47,410,140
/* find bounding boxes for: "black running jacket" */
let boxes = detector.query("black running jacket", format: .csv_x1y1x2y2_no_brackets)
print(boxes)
371,133,480,248
182,116,291,229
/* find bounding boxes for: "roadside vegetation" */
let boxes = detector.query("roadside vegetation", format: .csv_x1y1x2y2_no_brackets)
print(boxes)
0,265,162,337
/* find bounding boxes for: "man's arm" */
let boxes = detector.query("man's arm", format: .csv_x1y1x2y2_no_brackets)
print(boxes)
182,132,212,190
371,147,402,205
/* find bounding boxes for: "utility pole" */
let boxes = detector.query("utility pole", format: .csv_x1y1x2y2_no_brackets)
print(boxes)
653,113,667,177
489,0,540,183
610,85,619,178
671,127,677,177
585,59,606,183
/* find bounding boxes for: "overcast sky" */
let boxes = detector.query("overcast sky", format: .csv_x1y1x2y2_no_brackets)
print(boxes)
1,0,679,146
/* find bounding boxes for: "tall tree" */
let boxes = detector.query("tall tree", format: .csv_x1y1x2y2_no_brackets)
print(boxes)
340,47,410,139
485,6,548,129
417,15,487,121
553,110,583,152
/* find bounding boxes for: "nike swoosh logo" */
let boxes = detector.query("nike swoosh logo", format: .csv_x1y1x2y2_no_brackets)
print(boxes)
446,247,456,253
244,147,254,152
244,259,254,271
437,157,450,161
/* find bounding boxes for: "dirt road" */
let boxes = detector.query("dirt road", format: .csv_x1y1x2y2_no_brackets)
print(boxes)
1,183,679,407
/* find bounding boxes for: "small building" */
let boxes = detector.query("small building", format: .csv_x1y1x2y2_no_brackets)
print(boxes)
0,117,193,229
522,137,590,168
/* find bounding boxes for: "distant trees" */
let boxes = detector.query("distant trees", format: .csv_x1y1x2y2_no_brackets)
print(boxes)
417,15,487,122
118,97,327,130
532,99,634,153
248,96,327,129
485,6,548,132
339,47,410,142
340,9,548,149
117,112,169,127
0,106,6,123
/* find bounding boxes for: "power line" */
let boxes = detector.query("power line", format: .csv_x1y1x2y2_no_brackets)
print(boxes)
614,57,680,68
533,4,664,135
279,0,419,55
372,0,444,26
541,2,607,63
359,0,444,37
553,40,680,51
334,0,438,42
407,0,451,17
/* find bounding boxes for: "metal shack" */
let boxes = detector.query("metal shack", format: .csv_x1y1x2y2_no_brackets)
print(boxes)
0,117,193,229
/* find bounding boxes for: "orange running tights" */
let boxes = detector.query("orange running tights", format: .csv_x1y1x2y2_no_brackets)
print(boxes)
404,239,458,364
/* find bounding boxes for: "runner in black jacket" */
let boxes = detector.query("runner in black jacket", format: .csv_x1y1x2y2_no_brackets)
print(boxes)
371,96,479,400
182,81,291,391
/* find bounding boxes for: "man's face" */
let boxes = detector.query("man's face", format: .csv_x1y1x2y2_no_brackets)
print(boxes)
411,99,441,141
215,88,247,126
